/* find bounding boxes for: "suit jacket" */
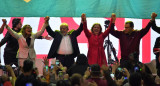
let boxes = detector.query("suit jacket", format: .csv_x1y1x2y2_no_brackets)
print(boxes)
110,21,152,59
0,29,44,56
46,23,83,59
6,24,47,59
0,29,20,55
152,20,160,34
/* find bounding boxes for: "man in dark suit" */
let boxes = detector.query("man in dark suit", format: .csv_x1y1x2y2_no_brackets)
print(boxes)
153,37,160,77
45,14,85,68
152,13,160,77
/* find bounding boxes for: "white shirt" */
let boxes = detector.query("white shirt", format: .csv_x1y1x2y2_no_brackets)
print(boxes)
57,35,73,55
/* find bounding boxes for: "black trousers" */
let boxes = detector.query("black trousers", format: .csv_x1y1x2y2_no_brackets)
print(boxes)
155,53,160,77
4,52,18,67
155,53,160,69
56,54,75,68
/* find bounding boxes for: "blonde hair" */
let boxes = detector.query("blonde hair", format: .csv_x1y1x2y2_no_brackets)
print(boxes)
91,23,102,33
20,24,32,38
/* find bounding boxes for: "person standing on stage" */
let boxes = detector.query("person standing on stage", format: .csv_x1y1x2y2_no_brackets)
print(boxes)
151,12,160,77
45,14,84,68
0,18,22,66
3,18,48,67
110,13,156,70
0,18,52,66
82,13,115,66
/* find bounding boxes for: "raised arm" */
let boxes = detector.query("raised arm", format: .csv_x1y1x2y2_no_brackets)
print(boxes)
151,13,160,34
45,16,56,38
140,12,157,38
3,19,20,39
0,19,6,34
152,21,160,34
103,13,116,38
82,14,91,38
0,19,11,46
35,17,48,38
6,25,20,39
110,16,121,39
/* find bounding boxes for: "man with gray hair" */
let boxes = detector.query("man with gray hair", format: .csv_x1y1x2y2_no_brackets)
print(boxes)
45,14,85,68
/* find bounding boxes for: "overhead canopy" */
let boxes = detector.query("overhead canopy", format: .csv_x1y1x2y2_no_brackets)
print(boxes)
0,0,160,18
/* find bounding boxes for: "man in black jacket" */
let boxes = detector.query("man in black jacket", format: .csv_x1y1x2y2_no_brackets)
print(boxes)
0,18,22,66
152,12,160,77
46,14,85,68
153,37,160,77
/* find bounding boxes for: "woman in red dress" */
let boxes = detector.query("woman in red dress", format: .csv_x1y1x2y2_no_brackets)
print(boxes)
82,13,115,66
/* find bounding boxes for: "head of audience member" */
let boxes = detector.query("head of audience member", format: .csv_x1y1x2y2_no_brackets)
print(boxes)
124,21,134,34
12,18,22,30
129,52,139,64
140,64,152,75
90,64,101,77
60,23,69,36
91,23,102,35
22,59,33,74
129,72,142,86
56,80,70,86
1,74,9,84
70,73,83,86
76,54,88,65
142,73,157,86
21,24,32,38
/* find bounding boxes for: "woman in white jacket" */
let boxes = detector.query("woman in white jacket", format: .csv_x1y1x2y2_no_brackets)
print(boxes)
4,17,48,67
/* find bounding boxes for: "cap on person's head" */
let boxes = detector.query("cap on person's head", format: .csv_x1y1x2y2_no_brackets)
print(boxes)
12,18,21,28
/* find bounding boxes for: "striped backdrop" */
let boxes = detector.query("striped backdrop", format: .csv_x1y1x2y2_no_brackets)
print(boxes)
0,17,159,65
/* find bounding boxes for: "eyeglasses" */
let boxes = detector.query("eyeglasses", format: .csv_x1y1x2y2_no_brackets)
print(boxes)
125,27,130,29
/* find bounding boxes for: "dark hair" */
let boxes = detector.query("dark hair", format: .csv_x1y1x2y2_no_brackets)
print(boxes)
125,21,134,28
129,72,142,86
12,18,21,28
90,64,101,76
103,70,117,86
76,54,88,65
141,73,156,86
70,73,82,86
56,80,70,86
23,59,33,73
